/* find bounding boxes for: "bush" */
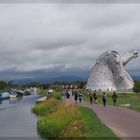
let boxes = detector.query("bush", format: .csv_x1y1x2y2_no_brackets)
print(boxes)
32,98,59,116
38,89,48,95
133,80,140,93
52,92,62,100
37,102,84,138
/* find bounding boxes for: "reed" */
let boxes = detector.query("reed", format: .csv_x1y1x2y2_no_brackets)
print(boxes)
32,98,59,116
52,92,62,100
37,102,84,138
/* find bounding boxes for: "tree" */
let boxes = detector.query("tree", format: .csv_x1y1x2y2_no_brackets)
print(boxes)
133,80,140,93
0,81,7,90
7,80,13,88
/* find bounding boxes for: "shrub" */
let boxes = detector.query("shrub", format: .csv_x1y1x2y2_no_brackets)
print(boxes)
32,98,59,116
52,92,62,100
37,102,84,138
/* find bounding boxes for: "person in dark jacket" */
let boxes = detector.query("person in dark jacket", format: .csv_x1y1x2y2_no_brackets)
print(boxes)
89,93,93,104
65,90,70,101
102,92,107,107
74,91,78,103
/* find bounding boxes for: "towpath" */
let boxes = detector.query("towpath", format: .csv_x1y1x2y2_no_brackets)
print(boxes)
69,96,140,140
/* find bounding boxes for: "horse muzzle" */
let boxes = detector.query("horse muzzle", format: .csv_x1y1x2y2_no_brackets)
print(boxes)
133,51,138,58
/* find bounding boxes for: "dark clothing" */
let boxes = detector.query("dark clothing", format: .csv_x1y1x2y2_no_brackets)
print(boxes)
78,94,83,103
74,93,78,102
66,92,70,99
102,95,106,107
89,94,93,104
93,92,96,99
72,91,74,96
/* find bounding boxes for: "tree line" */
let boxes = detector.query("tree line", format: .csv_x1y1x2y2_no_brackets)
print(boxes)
0,80,87,90
0,80,140,93
133,80,140,93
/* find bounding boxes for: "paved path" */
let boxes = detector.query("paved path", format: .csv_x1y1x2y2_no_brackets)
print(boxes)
69,97,140,140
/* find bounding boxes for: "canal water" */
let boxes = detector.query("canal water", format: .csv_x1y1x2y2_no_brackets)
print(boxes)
0,94,42,140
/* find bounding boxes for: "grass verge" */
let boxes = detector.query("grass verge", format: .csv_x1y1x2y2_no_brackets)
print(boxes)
32,98,60,116
80,106,120,140
37,102,84,138
33,95,120,139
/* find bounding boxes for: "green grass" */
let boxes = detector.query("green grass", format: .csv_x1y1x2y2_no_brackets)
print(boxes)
32,90,123,139
38,89,140,112
38,89,63,100
38,89,48,95
32,98,60,116
37,102,84,138
0,90,7,93
52,92,62,100
85,93,132,106
79,89,140,111
33,96,120,139
80,107,120,140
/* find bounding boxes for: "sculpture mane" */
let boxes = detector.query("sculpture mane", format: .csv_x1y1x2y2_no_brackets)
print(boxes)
86,50,138,91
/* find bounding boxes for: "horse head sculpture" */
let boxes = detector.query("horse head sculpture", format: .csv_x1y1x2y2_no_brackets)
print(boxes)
86,50,138,91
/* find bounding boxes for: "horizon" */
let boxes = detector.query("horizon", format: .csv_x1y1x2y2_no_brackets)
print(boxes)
0,71,140,84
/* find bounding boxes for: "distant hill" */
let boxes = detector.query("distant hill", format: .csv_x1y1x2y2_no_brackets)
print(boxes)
49,76,84,83
13,75,85,84
12,74,140,85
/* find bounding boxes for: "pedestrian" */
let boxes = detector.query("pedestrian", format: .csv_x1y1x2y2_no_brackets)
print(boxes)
78,92,83,103
102,92,107,107
72,90,74,96
93,90,98,103
74,91,78,103
89,93,93,104
112,91,117,105
65,90,70,101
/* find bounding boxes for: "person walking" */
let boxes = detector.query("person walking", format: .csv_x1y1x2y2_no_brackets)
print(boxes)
78,92,83,103
65,90,70,101
74,91,78,103
89,93,93,104
93,90,98,103
102,92,107,107
112,91,117,105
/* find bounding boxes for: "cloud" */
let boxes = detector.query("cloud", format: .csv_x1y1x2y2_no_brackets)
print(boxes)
0,4,140,79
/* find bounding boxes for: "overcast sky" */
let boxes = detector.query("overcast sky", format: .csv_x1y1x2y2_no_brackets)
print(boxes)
0,3,140,80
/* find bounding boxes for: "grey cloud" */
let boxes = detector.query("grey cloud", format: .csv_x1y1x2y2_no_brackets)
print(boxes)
0,4,140,80
0,0,140,3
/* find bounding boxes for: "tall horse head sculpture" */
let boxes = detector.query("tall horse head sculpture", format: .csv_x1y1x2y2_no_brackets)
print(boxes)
86,50,138,91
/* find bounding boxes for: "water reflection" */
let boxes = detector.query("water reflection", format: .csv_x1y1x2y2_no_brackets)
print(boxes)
9,97,18,104
0,94,42,139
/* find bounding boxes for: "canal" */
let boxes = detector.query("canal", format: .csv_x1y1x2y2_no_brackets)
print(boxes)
0,94,42,140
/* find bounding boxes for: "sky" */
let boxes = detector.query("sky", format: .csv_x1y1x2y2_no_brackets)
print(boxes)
0,2,140,80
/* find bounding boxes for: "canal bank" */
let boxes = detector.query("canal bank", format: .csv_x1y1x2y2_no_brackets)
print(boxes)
0,94,42,139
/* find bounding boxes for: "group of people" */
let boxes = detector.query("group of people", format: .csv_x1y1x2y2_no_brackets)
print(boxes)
64,90,118,107
64,90,83,103
89,91,98,104
89,91,118,107
73,91,83,103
